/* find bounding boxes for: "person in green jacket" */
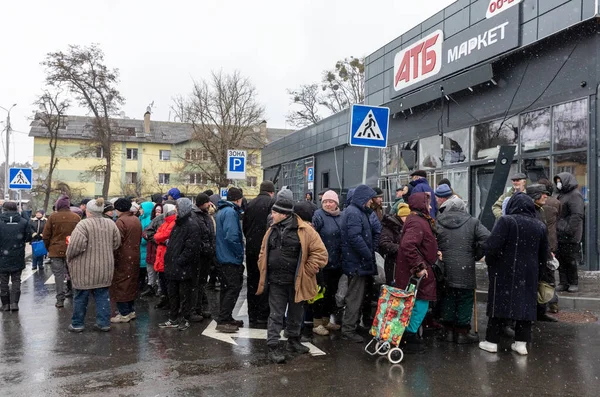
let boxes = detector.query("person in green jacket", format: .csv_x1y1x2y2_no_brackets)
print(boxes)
492,173,527,219
390,185,408,215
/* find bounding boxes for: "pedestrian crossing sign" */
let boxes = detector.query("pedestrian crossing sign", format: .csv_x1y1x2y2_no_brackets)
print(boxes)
349,104,390,148
9,168,33,190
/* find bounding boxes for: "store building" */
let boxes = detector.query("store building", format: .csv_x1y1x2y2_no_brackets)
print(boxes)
262,0,599,270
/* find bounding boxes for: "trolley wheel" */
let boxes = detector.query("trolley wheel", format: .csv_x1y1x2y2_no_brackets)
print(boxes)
388,347,404,364
376,341,390,355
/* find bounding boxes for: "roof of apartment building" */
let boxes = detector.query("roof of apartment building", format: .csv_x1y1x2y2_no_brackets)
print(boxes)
28,112,294,148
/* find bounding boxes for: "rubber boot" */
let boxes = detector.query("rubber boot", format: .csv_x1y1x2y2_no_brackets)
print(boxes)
1,295,10,312
10,290,20,311
402,332,425,354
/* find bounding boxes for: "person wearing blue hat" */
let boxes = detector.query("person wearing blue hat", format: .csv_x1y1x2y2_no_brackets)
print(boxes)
434,184,454,215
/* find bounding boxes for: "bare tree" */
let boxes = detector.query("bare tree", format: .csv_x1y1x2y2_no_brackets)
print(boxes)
286,56,365,128
32,89,70,212
171,71,265,187
42,44,125,197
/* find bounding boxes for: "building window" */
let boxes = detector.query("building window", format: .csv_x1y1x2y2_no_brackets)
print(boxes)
553,98,588,151
419,135,442,170
520,108,551,153
185,149,209,161
58,116,68,129
126,148,138,160
246,176,257,188
522,158,550,185
248,153,258,166
126,172,138,184
322,172,330,189
189,173,207,185
554,152,587,201
95,171,104,183
381,145,398,175
471,116,519,161
158,173,170,185
398,140,417,173
443,129,469,164
95,146,104,158
159,150,171,161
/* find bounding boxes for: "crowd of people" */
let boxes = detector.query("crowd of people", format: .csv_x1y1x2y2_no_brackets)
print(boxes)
0,168,585,363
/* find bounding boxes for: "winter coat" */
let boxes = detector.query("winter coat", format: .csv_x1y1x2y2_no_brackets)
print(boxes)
215,200,244,265
139,202,154,268
0,211,32,272
257,215,328,302
143,211,167,266
340,185,378,276
390,198,405,216
30,216,47,242
164,200,202,281
436,196,490,290
370,211,382,251
111,212,142,302
42,208,80,257
544,196,561,253
410,178,437,218
492,187,517,219
554,172,584,244
153,214,176,272
484,193,548,321
191,205,216,275
66,217,121,290
395,193,438,301
243,192,274,257
378,214,404,285
312,208,342,269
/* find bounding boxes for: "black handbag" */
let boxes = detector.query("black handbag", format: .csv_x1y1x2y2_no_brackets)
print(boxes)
432,258,445,283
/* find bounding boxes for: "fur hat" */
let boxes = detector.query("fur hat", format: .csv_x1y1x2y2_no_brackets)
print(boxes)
322,190,339,205
397,203,411,217
114,198,132,213
86,198,105,216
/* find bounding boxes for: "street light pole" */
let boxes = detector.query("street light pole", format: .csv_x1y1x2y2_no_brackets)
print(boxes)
1,103,17,200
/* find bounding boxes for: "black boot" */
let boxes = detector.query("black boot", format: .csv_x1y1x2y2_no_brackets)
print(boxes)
1,295,10,312
141,285,155,297
286,337,310,354
268,346,286,364
154,295,169,309
402,332,425,354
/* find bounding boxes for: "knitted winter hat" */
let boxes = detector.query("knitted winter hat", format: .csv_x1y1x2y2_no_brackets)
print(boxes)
259,180,275,193
103,202,114,214
294,201,315,222
397,203,411,217
322,190,339,205
277,188,293,201
272,198,294,215
167,187,181,200
163,203,176,215
86,198,105,216
227,187,243,202
55,195,71,211
434,184,453,198
195,193,210,206
114,198,132,213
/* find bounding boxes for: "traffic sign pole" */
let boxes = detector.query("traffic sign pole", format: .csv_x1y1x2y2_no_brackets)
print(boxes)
362,148,368,185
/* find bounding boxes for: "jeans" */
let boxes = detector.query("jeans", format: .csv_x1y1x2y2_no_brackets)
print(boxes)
50,257,67,302
341,275,366,334
267,283,304,347
32,255,44,269
147,263,158,290
217,263,244,324
486,317,532,343
116,300,135,316
246,251,270,322
168,279,193,321
557,242,580,286
72,287,110,328
407,299,429,334
0,271,21,306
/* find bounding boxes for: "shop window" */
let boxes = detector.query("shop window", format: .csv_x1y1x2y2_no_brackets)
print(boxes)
522,158,550,185
381,144,398,175
553,99,588,151
398,140,417,173
419,135,442,170
442,129,469,164
471,116,519,160
520,108,551,153
442,168,469,204
554,152,588,201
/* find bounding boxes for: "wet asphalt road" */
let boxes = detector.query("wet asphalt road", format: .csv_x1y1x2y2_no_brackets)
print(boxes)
1,267,599,397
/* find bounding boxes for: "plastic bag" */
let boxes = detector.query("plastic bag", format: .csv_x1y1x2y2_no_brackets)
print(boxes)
32,240,48,257
374,252,386,285
335,274,348,307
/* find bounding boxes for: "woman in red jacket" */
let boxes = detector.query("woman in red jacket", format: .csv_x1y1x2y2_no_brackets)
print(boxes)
395,192,440,354
153,204,177,309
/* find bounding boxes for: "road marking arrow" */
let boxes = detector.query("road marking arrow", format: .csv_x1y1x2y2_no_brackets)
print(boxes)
201,320,326,356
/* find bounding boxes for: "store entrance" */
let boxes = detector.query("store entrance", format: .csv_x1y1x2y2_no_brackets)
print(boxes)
470,163,518,220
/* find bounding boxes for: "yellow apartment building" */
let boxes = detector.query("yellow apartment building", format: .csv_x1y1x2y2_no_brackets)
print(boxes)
28,110,293,203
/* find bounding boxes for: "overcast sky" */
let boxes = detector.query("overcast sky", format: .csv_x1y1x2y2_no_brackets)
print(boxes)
0,0,456,164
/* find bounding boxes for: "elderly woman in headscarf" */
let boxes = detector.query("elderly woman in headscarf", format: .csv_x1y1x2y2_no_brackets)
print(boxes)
479,193,548,356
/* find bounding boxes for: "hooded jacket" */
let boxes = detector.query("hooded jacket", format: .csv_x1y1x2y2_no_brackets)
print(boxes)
554,172,584,244
42,197,81,258
153,213,177,272
395,193,438,301
410,178,437,218
484,193,548,321
243,191,275,257
163,198,202,281
256,215,328,302
378,214,404,285
436,196,490,290
215,200,244,265
312,208,342,269
340,185,377,276
192,205,216,263
139,201,154,268
0,211,32,272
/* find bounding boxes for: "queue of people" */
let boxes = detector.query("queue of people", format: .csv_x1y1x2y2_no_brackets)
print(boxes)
0,169,586,363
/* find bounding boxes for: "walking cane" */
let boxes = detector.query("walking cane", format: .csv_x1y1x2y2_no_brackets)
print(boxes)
473,289,478,334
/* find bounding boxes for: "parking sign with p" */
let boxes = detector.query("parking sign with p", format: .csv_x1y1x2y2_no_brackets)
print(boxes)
227,149,247,180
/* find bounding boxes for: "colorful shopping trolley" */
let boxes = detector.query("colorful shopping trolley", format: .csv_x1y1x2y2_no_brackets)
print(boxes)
364,277,421,363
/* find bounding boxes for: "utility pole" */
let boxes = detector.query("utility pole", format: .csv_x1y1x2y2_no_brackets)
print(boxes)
1,104,17,200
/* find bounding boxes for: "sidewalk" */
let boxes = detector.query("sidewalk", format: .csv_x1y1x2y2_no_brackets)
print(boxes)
476,263,600,311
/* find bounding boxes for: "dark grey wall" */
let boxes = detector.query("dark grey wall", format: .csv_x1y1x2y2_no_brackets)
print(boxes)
365,0,597,107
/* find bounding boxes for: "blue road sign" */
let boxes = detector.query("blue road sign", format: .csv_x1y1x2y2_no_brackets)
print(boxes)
227,149,247,180
9,168,33,190
229,156,245,172
307,167,314,182
220,188,228,199
349,104,390,148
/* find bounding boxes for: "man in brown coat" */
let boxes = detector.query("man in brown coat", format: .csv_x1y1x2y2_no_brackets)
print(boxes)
111,198,142,323
43,195,80,308
256,197,328,364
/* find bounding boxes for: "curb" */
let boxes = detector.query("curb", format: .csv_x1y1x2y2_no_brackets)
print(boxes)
476,290,600,312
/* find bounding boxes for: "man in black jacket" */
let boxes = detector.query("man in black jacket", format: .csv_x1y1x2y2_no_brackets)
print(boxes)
242,180,275,327
189,193,216,322
554,172,585,293
159,198,202,331
0,201,32,311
